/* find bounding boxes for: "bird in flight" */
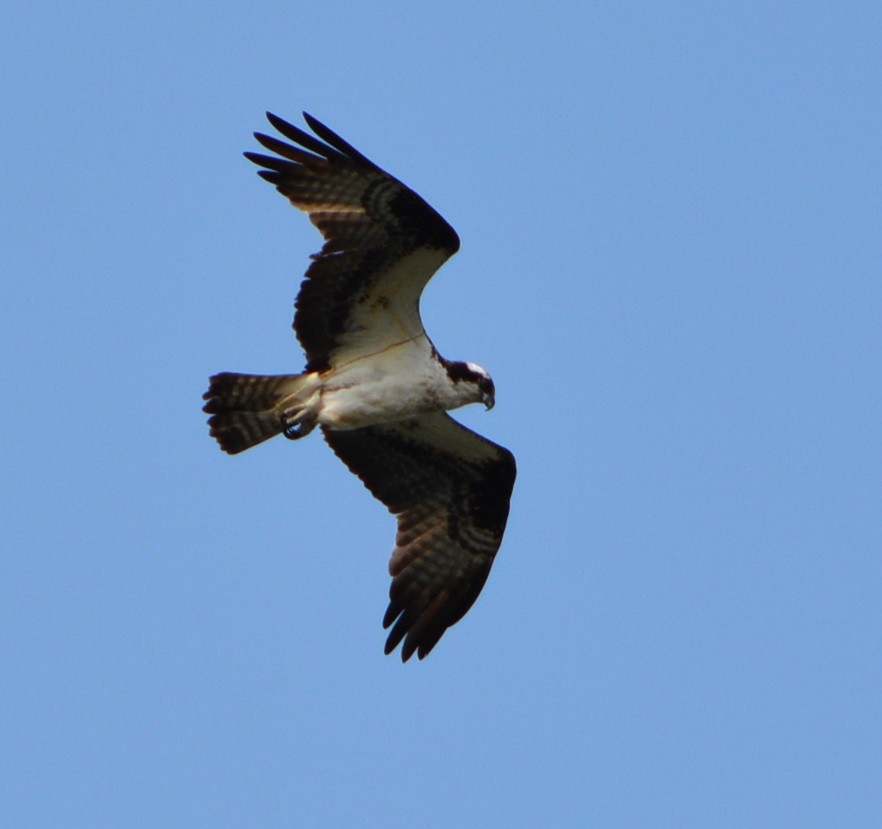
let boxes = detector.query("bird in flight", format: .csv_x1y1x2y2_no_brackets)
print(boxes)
203,112,516,660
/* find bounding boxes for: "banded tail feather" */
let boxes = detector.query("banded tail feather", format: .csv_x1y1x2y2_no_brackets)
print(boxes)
202,372,320,454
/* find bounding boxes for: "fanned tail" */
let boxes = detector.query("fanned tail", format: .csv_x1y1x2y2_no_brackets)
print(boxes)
202,372,320,454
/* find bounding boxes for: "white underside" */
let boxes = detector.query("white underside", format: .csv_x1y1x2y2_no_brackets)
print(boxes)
313,337,477,430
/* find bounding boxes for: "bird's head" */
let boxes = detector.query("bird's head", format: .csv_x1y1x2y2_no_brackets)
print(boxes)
444,360,496,410
472,364,496,410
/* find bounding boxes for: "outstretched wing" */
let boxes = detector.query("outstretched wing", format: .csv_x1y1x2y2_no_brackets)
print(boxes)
245,112,461,373
323,413,516,661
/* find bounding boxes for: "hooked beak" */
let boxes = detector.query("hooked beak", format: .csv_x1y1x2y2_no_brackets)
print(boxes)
483,392,495,411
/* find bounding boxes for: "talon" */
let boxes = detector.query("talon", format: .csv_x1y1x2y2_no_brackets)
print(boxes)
280,410,317,440
282,422,304,440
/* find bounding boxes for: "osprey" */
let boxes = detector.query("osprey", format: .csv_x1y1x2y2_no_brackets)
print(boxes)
203,112,516,661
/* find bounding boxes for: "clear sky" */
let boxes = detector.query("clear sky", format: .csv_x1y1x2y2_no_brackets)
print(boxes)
3,2,881,826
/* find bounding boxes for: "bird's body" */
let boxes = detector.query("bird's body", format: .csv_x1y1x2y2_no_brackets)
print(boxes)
203,112,515,660
318,345,486,430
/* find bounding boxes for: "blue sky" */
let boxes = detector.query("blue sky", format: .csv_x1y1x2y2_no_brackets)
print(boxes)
3,2,881,826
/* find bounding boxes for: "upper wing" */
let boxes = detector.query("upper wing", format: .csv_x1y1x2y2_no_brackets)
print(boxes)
245,112,461,372
322,413,516,661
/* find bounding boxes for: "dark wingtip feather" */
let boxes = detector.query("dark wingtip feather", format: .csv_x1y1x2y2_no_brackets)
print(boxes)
384,615,409,658
301,112,373,165
256,170,282,185
263,110,342,159
253,131,321,164
243,151,294,173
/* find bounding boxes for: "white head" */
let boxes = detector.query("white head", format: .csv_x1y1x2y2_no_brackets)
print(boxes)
444,360,496,410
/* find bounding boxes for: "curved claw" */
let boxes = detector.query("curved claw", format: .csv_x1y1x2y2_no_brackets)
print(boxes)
281,411,317,440
282,422,305,440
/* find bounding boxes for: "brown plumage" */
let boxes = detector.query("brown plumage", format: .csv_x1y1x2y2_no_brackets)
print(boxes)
324,413,515,661
245,112,459,373
203,112,515,660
